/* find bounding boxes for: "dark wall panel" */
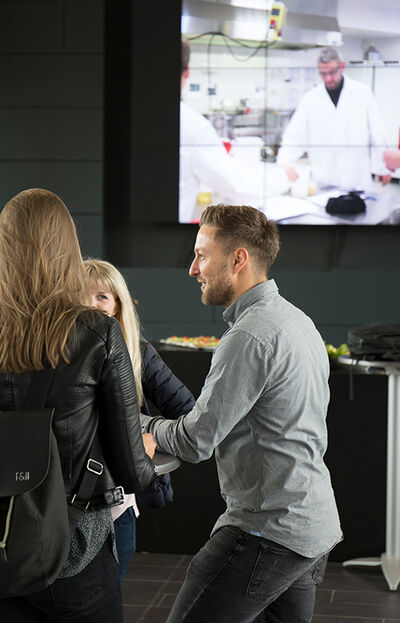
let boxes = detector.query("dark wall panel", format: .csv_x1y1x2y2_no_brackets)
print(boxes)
104,0,180,226
121,267,214,325
277,225,400,271
0,0,104,258
0,0,63,53
274,269,400,326
64,0,104,53
0,162,102,215
0,55,102,106
0,109,102,160
75,215,103,258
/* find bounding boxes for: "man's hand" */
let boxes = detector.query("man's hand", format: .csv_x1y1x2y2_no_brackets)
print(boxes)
142,432,156,458
280,165,299,182
376,173,392,186
383,149,400,172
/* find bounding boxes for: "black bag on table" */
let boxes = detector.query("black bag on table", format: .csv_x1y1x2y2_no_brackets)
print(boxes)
326,192,366,216
347,323,400,361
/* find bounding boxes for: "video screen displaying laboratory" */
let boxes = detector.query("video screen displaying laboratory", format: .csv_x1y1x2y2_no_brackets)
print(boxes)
179,0,400,226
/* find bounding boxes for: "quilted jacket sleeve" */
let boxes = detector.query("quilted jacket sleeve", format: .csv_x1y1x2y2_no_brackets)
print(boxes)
141,341,195,419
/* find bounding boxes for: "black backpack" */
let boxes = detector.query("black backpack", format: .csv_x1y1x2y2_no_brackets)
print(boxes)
347,323,400,361
0,370,70,597
0,370,114,598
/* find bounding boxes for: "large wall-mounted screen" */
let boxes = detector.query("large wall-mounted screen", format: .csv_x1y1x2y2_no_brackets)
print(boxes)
179,0,400,226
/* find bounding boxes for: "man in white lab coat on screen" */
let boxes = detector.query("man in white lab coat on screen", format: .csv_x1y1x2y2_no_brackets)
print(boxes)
179,38,290,223
276,47,391,192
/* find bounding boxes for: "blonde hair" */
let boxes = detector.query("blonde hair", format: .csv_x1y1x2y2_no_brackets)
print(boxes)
0,188,88,373
84,259,144,406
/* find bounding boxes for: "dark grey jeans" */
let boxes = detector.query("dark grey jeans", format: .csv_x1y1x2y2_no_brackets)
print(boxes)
167,526,329,623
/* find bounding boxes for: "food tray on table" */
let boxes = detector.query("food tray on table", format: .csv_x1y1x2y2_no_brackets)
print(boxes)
159,336,220,351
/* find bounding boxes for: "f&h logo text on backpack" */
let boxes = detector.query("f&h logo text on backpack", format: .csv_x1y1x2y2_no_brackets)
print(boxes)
15,471,30,481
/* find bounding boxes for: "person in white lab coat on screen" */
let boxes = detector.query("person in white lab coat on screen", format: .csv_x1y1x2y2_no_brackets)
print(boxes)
276,47,391,192
179,38,290,223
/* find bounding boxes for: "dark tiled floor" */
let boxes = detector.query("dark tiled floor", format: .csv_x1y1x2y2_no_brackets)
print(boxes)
122,553,400,622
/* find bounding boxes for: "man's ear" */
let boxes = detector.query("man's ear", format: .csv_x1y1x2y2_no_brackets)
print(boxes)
181,69,190,90
232,248,249,274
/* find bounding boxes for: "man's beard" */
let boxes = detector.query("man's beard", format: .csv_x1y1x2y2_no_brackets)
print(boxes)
202,272,234,307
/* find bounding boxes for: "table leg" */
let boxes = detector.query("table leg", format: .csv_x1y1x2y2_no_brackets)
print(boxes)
382,374,400,590
386,375,400,558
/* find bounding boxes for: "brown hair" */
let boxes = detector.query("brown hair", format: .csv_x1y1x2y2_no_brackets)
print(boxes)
199,204,280,275
182,37,190,74
0,188,88,373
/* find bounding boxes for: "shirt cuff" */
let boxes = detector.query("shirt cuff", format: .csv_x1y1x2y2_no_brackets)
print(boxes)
140,413,153,432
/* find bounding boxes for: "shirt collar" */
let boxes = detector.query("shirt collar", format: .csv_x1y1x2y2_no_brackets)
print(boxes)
223,280,278,326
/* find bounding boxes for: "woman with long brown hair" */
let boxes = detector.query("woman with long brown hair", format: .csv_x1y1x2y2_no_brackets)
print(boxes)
0,188,156,621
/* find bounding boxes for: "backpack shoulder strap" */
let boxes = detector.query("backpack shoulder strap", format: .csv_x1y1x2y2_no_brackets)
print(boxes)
24,369,54,410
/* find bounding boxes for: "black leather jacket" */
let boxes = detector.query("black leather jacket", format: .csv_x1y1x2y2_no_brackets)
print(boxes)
0,310,155,498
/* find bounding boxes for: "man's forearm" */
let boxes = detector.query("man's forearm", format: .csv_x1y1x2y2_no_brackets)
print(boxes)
140,412,211,463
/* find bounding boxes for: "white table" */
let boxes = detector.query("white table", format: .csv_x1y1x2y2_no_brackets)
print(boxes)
338,355,400,590
269,180,400,225
153,452,181,476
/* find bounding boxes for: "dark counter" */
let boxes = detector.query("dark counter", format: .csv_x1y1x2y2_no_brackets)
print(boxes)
137,345,387,562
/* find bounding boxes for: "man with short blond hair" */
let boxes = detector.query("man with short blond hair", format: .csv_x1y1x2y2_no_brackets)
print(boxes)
142,204,342,622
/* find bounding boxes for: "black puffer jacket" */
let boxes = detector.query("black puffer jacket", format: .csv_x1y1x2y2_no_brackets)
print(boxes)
136,341,195,509
0,311,155,498
141,341,195,419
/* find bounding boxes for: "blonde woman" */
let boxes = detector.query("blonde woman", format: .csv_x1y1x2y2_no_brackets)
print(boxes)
84,259,195,578
0,189,155,622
